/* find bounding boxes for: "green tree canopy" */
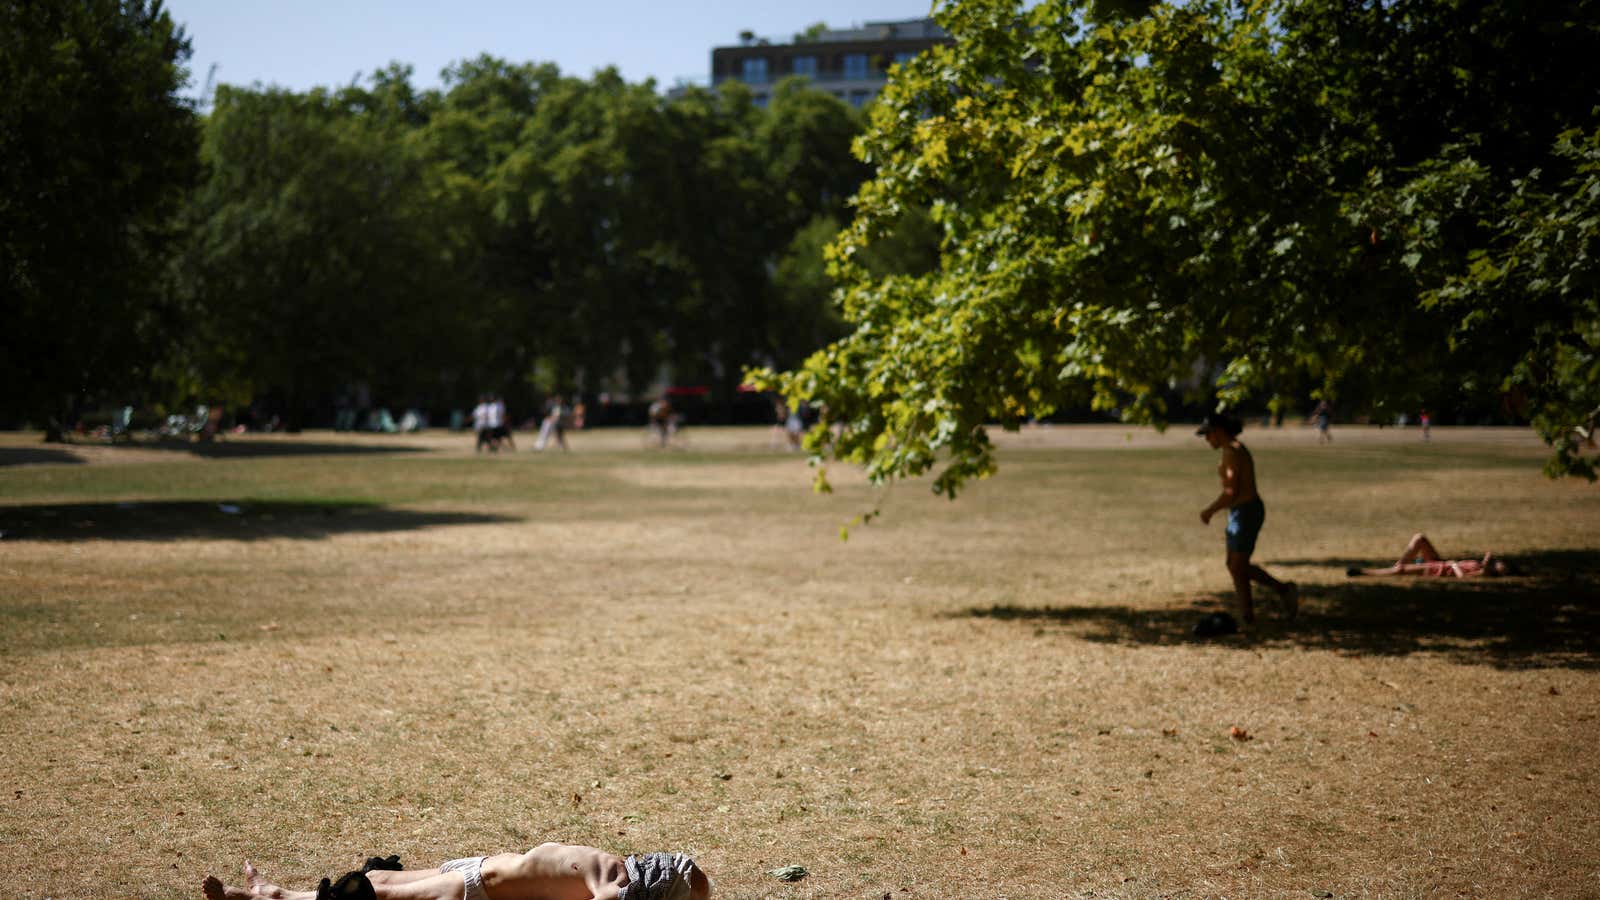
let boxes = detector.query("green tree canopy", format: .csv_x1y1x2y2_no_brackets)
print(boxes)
759,0,1600,494
1,0,198,433
167,62,872,422
178,79,469,423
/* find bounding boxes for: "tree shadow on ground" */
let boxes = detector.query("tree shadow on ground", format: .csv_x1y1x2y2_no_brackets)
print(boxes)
0,447,86,467
961,549,1600,670
99,437,427,459
0,500,517,542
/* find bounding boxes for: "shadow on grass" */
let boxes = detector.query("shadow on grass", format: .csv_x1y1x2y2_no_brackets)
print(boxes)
0,447,86,467
962,549,1600,670
110,437,427,459
0,500,517,542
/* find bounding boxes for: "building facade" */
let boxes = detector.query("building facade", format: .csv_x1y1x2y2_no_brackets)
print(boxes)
710,18,951,108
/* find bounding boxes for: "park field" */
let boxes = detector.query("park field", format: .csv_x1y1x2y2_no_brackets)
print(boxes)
1,424,1596,898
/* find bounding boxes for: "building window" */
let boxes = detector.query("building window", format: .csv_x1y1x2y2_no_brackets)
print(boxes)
893,51,917,66
842,53,869,79
791,55,817,77
741,57,768,84
753,94,769,108
849,89,871,107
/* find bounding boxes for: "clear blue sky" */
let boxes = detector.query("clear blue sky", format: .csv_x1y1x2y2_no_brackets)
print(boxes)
168,0,942,99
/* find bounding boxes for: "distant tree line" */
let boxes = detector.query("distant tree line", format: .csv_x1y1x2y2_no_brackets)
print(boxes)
9,1,1596,485
4,1,931,434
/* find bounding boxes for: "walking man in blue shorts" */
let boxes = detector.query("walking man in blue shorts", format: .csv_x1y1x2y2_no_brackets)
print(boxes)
1198,413,1298,626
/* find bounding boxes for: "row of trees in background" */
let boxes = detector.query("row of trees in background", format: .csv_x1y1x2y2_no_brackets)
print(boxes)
760,0,1600,486
4,1,930,434
179,63,904,428
6,1,1596,481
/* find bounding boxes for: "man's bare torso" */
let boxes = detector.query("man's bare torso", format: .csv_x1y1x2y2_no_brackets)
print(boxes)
1219,441,1260,506
481,843,628,900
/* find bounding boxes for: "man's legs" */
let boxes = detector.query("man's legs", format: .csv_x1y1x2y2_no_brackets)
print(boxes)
365,871,469,900
1227,552,1297,624
1398,533,1441,565
1351,533,1443,576
364,868,447,887
1226,551,1256,624
1248,558,1296,619
203,861,468,900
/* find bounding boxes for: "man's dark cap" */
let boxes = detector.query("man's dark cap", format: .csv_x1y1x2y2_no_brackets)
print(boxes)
1195,413,1242,436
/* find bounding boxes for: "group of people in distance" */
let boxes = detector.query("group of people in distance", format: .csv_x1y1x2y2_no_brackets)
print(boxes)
1196,411,1513,631
470,394,590,453
470,394,514,453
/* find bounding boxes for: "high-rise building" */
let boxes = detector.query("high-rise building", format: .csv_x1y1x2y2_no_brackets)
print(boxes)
710,18,951,108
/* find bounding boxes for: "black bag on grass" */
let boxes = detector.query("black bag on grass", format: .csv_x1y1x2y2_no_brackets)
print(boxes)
315,870,376,900
1192,611,1238,637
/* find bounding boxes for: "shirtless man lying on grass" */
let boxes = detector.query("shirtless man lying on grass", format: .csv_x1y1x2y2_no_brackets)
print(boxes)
202,842,711,900
1347,533,1514,578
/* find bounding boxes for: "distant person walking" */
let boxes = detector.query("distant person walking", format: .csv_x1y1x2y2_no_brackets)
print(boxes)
1198,412,1298,626
491,394,515,451
784,401,806,451
1311,399,1333,443
1419,408,1431,442
471,394,494,453
647,396,678,448
535,394,569,452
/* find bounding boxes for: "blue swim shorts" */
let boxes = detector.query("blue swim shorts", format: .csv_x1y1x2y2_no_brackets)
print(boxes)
1225,498,1265,556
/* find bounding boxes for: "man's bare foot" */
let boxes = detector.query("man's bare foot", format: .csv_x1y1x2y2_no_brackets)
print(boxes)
200,874,254,900
241,860,313,900
201,861,294,900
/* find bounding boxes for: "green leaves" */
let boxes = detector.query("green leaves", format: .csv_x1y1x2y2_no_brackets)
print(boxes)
1,1,199,429
181,84,463,419
772,0,1600,494
166,59,876,418
1433,127,1600,479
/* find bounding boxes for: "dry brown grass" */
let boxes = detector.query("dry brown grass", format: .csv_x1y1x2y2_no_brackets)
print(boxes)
1,425,1597,898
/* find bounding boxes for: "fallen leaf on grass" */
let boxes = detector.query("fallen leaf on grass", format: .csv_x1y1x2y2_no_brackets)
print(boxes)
1230,727,1251,741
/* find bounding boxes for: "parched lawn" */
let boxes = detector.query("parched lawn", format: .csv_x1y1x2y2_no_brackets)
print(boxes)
1,425,1596,898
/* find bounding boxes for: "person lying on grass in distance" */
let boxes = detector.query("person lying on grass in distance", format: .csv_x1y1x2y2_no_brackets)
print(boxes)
1347,533,1515,578
202,842,711,900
